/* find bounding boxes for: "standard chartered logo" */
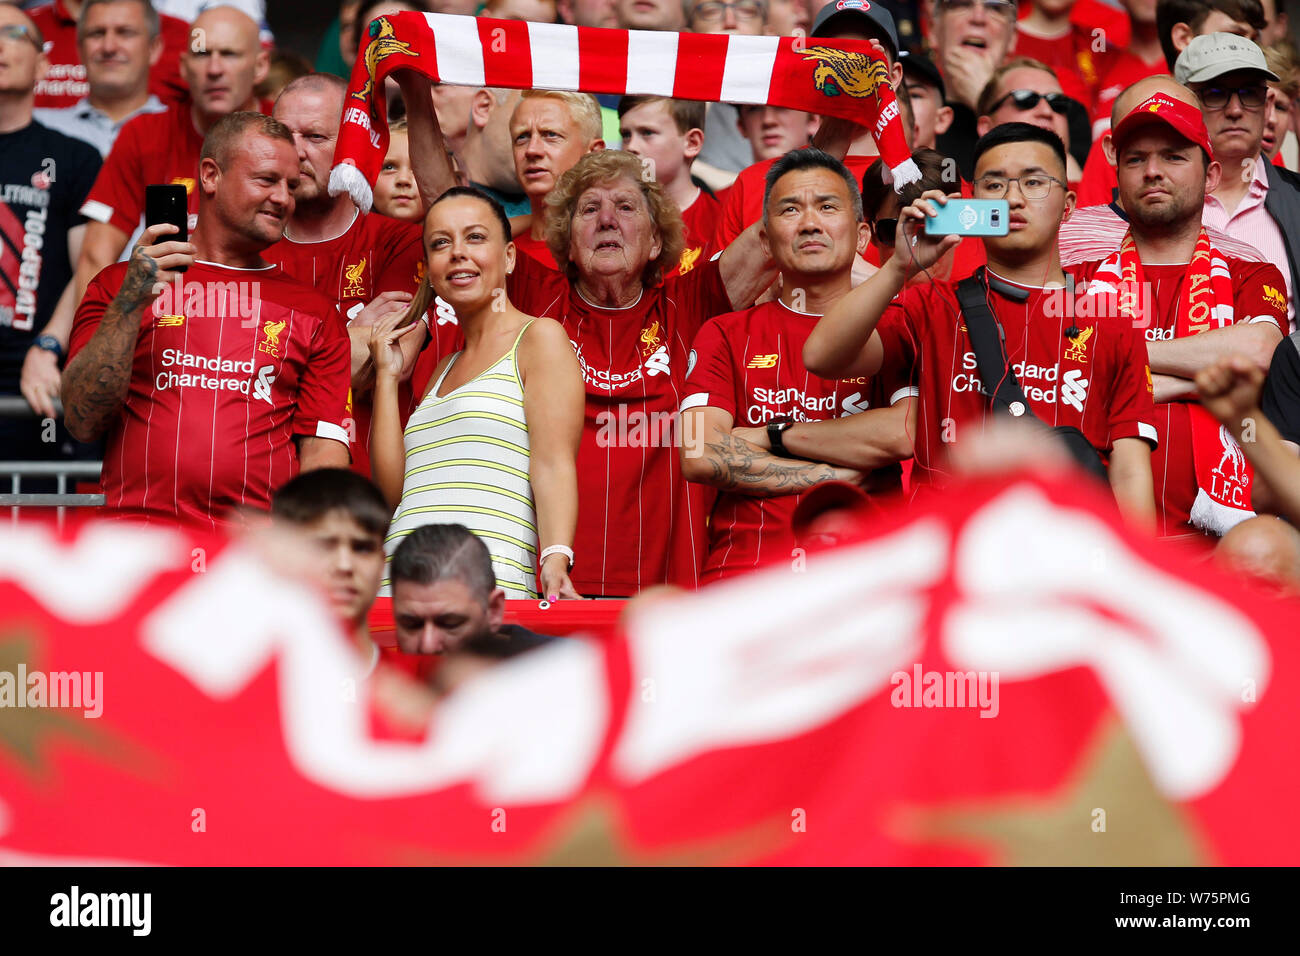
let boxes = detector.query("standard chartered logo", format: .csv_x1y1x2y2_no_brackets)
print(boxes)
154,348,277,402
1061,369,1089,412
252,365,276,404
644,345,671,377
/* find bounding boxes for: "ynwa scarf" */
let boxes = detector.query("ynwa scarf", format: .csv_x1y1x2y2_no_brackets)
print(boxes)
1095,229,1253,534
329,11,920,213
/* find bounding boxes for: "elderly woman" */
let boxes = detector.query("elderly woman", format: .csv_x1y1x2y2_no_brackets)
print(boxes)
370,186,584,601
399,81,776,595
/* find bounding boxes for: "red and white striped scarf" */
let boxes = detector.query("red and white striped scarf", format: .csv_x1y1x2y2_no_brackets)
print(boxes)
328,11,919,212
1092,229,1254,534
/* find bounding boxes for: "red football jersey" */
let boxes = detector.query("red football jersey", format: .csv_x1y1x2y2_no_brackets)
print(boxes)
671,188,720,278
881,272,1158,487
1071,258,1288,536
713,154,878,250
69,259,351,529
512,230,558,270
31,0,191,110
80,104,204,237
264,209,427,477
508,252,733,595
682,300,909,583
264,210,424,320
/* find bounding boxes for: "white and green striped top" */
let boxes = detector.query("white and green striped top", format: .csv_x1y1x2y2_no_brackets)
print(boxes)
382,322,538,598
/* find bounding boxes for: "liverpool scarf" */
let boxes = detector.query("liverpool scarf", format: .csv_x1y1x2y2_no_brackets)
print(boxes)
329,11,920,213
1093,229,1254,534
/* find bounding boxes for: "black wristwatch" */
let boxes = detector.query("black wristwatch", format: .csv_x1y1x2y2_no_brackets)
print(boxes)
32,335,64,363
767,417,795,458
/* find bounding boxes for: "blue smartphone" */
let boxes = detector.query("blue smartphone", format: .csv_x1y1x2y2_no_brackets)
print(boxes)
923,199,1010,237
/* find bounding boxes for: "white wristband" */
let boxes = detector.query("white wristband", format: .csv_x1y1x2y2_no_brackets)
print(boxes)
539,545,574,568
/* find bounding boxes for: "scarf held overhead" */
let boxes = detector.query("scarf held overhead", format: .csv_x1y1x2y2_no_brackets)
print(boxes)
329,11,920,212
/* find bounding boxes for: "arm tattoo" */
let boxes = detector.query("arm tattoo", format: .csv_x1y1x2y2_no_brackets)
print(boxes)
703,430,836,497
61,251,159,441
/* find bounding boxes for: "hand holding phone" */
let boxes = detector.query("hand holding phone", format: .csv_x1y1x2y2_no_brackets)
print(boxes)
145,184,190,274
923,198,1010,237
892,190,965,280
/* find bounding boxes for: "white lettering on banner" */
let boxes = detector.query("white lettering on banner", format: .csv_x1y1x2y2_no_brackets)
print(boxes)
1146,327,1174,341
343,107,381,149
0,524,183,622
944,487,1269,800
612,520,948,781
142,548,608,802
874,99,899,136
1060,369,1089,412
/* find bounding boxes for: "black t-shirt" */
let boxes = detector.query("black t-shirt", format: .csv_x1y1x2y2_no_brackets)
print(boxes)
1261,331,1300,445
0,120,101,389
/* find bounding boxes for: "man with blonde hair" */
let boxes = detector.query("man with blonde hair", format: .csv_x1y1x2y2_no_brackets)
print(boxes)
510,89,604,268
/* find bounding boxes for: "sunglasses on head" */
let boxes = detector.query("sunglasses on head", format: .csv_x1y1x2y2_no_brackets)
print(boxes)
988,89,1072,116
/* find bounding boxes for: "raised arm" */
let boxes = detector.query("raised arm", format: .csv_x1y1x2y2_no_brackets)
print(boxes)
367,314,423,507
520,317,584,600
74,220,130,304
803,190,958,378
716,221,779,310
395,70,459,207
62,224,193,442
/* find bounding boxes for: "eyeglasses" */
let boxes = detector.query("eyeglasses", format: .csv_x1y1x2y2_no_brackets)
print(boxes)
973,174,1064,201
873,217,898,245
692,1,766,24
938,0,1017,19
1198,85,1268,111
987,89,1072,116
0,24,42,50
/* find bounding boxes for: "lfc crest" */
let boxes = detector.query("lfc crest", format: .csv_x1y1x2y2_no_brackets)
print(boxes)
259,319,286,357
801,45,891,105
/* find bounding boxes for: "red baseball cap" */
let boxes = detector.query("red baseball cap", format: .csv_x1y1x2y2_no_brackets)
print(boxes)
1111,92,1215,162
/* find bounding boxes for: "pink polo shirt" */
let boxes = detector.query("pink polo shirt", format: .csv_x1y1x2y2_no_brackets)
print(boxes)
1202,155,1294,331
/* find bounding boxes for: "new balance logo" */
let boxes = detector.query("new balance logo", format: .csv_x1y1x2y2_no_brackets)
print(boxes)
747,353,778,369
1061,369,1089,412
252,365,276,404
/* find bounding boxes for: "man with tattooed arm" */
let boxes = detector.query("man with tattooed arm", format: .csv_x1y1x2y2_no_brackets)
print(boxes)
62,111,352,529
678,149,915,584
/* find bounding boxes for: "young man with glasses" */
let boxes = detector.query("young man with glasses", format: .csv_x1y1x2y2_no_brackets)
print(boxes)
1072,89,1285,538
1176,32,1300,333
803,123,1158,527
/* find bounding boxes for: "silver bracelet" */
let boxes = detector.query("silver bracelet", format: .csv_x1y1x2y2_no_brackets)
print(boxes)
539,545,574,568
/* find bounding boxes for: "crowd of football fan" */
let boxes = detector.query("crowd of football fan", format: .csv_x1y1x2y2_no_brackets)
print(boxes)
5,0,1300,674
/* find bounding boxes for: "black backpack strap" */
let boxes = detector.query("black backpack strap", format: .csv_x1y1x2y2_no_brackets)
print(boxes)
955,269,1034,419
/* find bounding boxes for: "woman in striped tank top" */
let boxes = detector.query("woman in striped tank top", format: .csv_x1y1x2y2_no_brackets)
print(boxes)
370,187,585,600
